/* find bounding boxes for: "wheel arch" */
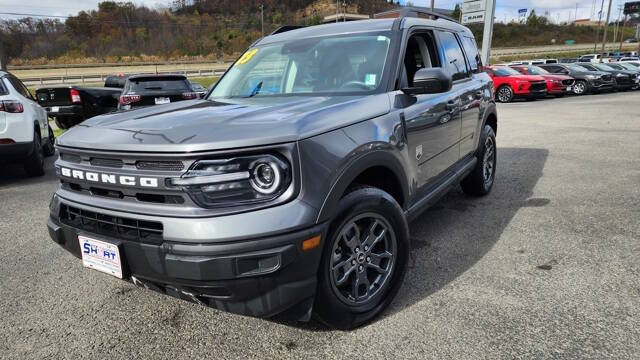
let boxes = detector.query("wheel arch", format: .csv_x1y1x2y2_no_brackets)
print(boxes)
316,151,409,224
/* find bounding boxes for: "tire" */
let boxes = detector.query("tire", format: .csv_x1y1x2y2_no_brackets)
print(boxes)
43,125,55,157
496,85,514,103
313,186,409,329
573,80,587,95
24,132,45,177
461,124,497,196
54,116,79,129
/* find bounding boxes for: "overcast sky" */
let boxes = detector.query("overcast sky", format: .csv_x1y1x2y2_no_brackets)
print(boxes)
0,0,631,23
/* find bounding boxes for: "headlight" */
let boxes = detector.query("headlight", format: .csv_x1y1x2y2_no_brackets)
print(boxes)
585,74,596,79
169,154,292,208
616,73,627,77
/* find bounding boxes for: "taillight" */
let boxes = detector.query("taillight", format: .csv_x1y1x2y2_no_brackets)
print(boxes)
0,100,24,113
119,95,141,105
70,88,82,104
182,92,197,99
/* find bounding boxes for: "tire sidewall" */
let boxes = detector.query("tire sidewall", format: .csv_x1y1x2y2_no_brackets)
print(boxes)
314,187,409,329
478,125,497,193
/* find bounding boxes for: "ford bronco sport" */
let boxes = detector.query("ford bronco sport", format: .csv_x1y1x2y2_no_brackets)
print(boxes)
47,8,498,329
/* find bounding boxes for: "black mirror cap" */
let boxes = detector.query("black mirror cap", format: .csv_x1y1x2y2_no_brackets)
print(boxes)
402,68,453,96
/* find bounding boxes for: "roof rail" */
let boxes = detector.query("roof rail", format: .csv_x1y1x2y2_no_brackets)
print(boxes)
374,6,458,23
270,25,305,35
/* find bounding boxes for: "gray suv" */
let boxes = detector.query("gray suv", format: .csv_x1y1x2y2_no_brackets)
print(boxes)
47,8,497,329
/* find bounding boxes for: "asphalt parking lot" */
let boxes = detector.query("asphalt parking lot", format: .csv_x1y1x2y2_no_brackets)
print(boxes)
1,92,639,359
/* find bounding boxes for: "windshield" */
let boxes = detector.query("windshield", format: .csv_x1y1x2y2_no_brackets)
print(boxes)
606,64,624,70
575,64,597,71
125,77,190,92
593,64,614,71
210,32,392,98
527,66,549,75
569,64,589,72
622,62,640,68
492,67,521,76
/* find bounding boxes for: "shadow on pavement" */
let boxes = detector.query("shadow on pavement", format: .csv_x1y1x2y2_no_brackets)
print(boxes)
0,155,57,187
274,147,548,331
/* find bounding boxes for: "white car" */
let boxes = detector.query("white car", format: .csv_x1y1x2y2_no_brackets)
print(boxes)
579,54,610,63
0,71,54,176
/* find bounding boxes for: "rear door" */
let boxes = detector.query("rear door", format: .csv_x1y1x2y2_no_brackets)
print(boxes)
10,75,49,138
456,33,484,157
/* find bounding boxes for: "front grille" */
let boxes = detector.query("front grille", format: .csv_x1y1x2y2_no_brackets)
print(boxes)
602,75,612,82
90,157,124,168
60,152,81,163
529,82,546,91
562,79,575,86
60,204,163,244
136,160,184,171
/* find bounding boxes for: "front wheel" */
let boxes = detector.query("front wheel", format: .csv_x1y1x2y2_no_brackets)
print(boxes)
573,80,587,95
461,124,496,196
314,187,409,329
496,85,514,103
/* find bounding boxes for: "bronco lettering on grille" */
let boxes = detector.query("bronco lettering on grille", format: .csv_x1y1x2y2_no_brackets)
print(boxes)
59,167,158,187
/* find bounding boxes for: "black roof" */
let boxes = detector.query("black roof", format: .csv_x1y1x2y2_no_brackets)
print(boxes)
257,14,471,46
127,74,187,80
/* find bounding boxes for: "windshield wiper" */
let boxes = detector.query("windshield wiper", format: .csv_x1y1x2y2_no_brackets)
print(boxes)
244,81,263,98
144,86,163,90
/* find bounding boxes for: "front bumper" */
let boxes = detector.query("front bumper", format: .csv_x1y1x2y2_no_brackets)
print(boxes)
47,196,326,319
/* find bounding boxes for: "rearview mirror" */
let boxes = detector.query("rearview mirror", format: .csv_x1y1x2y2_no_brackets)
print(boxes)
402,68,452,96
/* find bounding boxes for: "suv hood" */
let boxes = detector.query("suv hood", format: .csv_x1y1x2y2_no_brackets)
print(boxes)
57,94,390,152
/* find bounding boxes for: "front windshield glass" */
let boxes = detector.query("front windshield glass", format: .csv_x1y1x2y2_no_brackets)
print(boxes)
527,66,549,75
492,67,521,76
210,32,392,98
606,63,624,70
593,63,614,71
569,64,589,72
619,62,639,70
575,64,597,71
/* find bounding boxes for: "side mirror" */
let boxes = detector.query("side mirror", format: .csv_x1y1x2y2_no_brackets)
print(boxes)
402,68,452,96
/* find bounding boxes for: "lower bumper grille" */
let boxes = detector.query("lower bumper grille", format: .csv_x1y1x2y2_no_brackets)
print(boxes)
529,82,547,92
60,204,163,244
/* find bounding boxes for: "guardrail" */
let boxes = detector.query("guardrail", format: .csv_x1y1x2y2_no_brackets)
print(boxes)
22,68,229,87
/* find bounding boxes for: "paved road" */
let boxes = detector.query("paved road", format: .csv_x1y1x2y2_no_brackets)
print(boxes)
1,92,639,359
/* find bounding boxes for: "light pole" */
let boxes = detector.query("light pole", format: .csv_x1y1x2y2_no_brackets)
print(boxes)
259,4,264,38
594,0,605,53
430,0,434,11
601,0,613,56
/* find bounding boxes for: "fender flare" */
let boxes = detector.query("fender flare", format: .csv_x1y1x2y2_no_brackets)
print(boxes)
316,149,409,224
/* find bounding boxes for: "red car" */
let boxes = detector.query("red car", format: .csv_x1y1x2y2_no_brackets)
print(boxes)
484,66,547,103
511,65,575,97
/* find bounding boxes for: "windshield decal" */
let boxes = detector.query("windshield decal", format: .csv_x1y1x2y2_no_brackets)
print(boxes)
237,48,259,65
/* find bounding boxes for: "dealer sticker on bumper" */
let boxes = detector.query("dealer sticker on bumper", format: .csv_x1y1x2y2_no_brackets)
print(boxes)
79,236,123,278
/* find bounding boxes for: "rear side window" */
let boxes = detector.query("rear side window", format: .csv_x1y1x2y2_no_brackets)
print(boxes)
8,76,32,99
0,78,8,95
438,31,469,81
125,77,190,93
460,36,481,72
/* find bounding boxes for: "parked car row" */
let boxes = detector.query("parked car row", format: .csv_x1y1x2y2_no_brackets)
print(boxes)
486,61,640,103
34,74,210,129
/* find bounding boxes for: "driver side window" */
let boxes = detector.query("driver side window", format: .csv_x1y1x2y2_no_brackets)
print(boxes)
400,32,440,88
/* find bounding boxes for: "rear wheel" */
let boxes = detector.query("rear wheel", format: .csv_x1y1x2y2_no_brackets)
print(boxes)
461,124,496,196
573,80,587,95
314,187,409,329
43,125,55,157
496,85,514,103
54,116,80,129
24,132,45,177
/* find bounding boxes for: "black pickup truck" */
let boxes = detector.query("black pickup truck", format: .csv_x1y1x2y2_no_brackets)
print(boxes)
35,83,122,129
